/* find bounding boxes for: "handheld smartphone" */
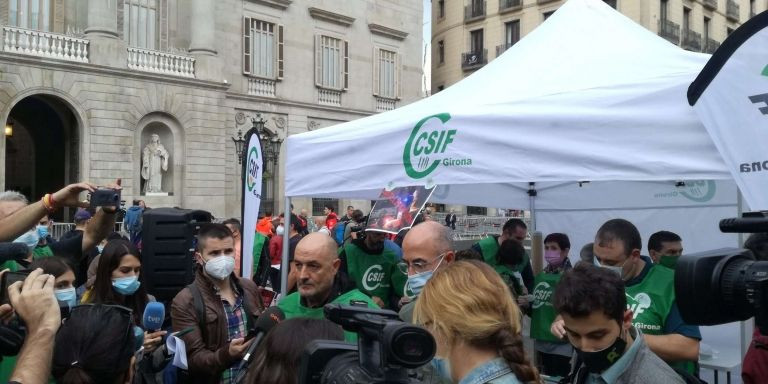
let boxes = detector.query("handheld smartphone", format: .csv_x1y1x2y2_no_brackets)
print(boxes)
0,271,31,304
89,188,121,209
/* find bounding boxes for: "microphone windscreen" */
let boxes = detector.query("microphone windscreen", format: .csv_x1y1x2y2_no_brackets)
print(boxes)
254,307,285,333
142,301,165,331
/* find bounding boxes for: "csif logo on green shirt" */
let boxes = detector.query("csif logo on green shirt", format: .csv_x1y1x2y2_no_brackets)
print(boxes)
403,113,472,179
362,264,386,291
532,282,553,309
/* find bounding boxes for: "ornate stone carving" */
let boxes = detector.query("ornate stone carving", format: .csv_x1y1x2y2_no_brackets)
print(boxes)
307,120,320,131
235,111,247,125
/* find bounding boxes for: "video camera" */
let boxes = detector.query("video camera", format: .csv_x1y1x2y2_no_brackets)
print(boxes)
675,212,768,334
298,304,436,384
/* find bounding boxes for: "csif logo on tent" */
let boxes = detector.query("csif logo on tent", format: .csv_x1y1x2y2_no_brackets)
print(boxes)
402,113,472,179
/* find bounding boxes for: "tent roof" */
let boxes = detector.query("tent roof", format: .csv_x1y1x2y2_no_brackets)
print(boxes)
285,0,730,202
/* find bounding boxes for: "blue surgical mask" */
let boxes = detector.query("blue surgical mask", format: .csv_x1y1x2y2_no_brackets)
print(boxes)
54,287,77,308
430,356,452,381
405,256,445,298
36,225,49,239
112,276,141,295
14,230,40,249
97,245,105,254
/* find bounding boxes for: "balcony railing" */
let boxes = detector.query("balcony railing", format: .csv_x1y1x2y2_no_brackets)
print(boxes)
318,88,341,106
702,0,717,10
704,38,721,54
127,47,195,78
499,0,522,13
464,1,486,22
658,19,680,45
3,26,89,63
461,49,487,70
727,0,740,21
375,96,397,112
496,42,516,57
247,77,276,97
681,29,702,52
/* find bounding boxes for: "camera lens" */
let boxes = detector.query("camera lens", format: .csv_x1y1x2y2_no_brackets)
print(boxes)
384,324,435,368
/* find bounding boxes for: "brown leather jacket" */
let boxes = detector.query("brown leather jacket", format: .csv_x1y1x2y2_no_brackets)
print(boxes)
171,269,264,383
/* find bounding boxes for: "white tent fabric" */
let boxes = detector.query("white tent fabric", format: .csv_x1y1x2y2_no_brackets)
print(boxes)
285,0,731,199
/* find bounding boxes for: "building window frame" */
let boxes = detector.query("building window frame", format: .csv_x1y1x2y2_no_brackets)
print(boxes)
373,47,401,100
314,34,348,91
243,17,284,80
9,0,52,31
438,40,445,64
121,0,161,50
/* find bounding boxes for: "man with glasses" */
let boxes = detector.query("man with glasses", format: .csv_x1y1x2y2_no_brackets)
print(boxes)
338,229,403,310
397,221,455,323
278,233,377,342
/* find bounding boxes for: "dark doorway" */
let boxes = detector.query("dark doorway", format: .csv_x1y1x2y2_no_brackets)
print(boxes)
5,95,79,220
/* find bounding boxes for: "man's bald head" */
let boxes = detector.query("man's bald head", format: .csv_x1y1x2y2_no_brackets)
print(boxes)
295,233,338,261
404,221,453,255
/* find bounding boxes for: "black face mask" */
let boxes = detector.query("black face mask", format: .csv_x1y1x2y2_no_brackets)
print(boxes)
575,328,628,373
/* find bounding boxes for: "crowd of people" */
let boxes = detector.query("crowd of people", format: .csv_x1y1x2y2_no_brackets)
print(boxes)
0,182,766,383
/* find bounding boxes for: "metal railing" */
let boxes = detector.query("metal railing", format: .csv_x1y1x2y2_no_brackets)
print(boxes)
702,0,717,10
50,222,124,240
726,0,740,21
461,49,487,70
127,47,196,78
464,1,486,21
431,213,531,241
703,38,721,54
3,26,89,63
681,29,702,51
499,0,522,12
658,19,680,45
496,43,515,57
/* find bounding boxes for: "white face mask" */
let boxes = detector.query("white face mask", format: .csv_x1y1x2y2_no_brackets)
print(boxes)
204,255,235,280
276,225,285,236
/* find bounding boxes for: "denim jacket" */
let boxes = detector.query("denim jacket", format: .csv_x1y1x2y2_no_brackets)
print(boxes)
459,357,522,384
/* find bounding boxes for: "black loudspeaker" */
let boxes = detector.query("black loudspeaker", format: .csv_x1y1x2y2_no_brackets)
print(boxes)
141,207,212,302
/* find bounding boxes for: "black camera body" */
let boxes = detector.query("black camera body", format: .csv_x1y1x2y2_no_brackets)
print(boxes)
675,212,768,334
298,304,436,384
89,188,121,209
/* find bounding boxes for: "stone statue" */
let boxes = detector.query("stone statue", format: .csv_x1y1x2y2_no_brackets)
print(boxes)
141,134,170,193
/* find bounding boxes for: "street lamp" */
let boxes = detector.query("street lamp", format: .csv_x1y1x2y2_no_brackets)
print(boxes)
250,113,283,214
231,127,245,164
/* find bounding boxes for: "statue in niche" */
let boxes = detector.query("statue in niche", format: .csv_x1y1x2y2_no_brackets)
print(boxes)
141,134,170,193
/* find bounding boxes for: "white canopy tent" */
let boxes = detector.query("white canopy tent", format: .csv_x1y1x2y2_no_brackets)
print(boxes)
281,0,747,368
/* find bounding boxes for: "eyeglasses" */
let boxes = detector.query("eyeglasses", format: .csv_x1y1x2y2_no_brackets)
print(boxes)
397,253,447,275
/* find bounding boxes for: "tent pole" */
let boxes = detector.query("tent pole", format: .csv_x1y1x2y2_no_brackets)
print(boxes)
528,182,537,231
280,196,292,295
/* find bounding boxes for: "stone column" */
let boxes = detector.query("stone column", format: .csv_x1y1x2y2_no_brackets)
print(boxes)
85,0,126,67
188,0,221,81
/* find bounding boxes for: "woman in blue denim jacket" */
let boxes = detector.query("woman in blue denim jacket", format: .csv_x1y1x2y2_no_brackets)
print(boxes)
414,260,542,384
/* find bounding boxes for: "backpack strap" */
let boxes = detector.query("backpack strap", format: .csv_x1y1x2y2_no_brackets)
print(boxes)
187,283,207,343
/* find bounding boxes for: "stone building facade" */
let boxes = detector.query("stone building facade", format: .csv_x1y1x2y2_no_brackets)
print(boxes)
0,0,424,220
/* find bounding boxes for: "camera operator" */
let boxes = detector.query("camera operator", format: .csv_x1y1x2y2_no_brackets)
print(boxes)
552,219,701,377
171,223,264,383
7,268,61,384
342,209,365,246
553,263,684,384
277,233,377,342
742,233,768,384
0,182,119,285
338,227,403,310
471,218,534,293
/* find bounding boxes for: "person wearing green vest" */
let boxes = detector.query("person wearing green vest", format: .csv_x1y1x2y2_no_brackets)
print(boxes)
531,233,573,378
648,230,684,270
278,233,378,342
553,263,685,384
339,230,403,310
495,239,527,299
397,220,455,384
572,219,701,378
471,218,534,293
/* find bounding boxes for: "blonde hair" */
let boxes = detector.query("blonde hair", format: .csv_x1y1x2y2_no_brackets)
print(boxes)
413,260,540,383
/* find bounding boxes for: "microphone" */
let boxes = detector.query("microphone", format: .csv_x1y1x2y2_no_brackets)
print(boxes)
234,307,285,383
142,301,165,332
0,243,29,264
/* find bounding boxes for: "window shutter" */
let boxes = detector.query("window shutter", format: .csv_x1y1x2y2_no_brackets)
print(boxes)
395,52,402,99
243,17,251,75
343,39,349,90
314,34,322,87
372,47,380,96
159,0,168,51
117,0,125,39
53,0,64,34
277,24,284,80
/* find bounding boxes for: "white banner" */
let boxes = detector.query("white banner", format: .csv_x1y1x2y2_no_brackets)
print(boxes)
241,131,263,279
689,11,768,210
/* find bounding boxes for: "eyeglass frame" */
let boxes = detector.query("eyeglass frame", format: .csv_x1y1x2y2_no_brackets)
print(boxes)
397,252,450,275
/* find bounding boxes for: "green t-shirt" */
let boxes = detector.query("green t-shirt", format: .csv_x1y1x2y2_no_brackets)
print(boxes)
343,243,402,307
477,236,530,273
278,289,379,342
